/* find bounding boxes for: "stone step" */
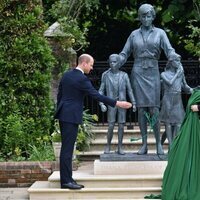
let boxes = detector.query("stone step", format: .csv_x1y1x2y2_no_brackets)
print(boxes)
92,125,165,130
28,161,164,199
93,129,165,139
89,138,168,151
77,126,168,161
92,126,165,135
92,127,165,132
48,171,162,188
0,188,29,200
53,125,168,162
93,160,167,175
28,181,161,200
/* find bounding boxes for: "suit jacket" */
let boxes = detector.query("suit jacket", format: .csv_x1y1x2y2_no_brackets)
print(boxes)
98,70,136,104
54,69,116,124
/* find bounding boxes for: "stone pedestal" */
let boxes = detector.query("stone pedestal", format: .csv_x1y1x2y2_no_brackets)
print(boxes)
94,159,167,175
100,152,167,161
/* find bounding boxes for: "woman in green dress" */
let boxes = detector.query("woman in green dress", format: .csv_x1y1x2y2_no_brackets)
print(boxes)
162,89,200,200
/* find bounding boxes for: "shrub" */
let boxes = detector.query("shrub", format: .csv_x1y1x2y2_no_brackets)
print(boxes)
0,0,55,160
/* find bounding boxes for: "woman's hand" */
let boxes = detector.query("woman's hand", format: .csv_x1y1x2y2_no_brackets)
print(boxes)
191,105,199,112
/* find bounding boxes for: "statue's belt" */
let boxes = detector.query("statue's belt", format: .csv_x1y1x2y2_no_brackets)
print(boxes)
134,58,158,68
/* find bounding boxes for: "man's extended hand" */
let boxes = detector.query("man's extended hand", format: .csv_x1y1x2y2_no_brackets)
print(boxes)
116,101,132,109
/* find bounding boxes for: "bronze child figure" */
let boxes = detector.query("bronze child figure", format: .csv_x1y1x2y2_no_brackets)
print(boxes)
99,54,136,155
160,53,193,148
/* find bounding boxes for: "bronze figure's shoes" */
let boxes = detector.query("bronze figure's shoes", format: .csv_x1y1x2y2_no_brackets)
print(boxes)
104,145,111,154
157,144,164,155
61,182,82,189
117,149,125,155
137,146,148,155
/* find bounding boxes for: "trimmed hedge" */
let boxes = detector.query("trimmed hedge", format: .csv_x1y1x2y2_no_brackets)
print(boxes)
0,0,55,160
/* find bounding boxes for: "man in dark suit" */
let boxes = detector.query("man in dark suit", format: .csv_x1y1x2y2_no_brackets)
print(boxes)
54,54,132,189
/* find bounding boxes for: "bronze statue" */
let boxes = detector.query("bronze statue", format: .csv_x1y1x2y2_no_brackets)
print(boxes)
116,4,176,155
160,53,193,148
99,54,136,155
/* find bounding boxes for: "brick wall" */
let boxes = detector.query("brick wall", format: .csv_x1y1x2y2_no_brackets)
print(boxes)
0,161,59,187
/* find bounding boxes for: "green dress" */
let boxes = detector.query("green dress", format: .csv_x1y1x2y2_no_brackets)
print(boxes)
162,89,200,200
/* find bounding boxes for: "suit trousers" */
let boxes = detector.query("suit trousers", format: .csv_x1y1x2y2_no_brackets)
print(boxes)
59,121,78,185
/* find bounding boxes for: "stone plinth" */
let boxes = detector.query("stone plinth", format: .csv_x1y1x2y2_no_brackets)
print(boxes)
94,159,167,175
100,152,167,161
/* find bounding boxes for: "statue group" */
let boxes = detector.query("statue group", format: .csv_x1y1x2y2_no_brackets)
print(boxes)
99,4,193,155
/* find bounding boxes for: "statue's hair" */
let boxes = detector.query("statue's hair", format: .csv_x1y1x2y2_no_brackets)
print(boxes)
166,53,182,69
109,54,120,61
138,4,156,19
78,54,93,64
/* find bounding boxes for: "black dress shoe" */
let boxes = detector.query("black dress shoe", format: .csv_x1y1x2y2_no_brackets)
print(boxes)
61,182,82,189
72,180,84,188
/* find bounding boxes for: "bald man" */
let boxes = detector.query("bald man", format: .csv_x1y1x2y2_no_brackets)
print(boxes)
54,54,132,189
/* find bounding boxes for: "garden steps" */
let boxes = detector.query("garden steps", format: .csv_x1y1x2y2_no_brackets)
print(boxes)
78,125,168,161
28,181,161,199
91,127,165,139
47,171,163,188
28,160,164,199
88,138,168,151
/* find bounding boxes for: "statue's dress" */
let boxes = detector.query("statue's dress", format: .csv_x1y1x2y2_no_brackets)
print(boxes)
162,89,200,200
159,72,191,124
119,26,175,107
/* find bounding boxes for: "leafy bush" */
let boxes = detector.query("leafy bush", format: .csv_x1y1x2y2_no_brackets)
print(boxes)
76,110,98,151
48,0,99,51
0,0,55,160
184,20,200,57
28,143,55,161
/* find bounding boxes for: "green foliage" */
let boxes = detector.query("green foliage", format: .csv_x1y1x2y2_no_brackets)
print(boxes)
48,0,100,51
184,1,200,57
79,0,199,60
0,0,56,160
157,0,200,57
51,121,61,142
51,110,98,151
184,20,200,57
28,143,55,161
76,110,98,151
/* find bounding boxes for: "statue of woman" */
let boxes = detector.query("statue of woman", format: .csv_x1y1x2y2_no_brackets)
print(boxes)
117,4,175,155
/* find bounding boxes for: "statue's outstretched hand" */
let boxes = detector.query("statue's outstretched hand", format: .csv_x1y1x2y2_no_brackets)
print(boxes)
132,104,137,112
100,104,107,112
